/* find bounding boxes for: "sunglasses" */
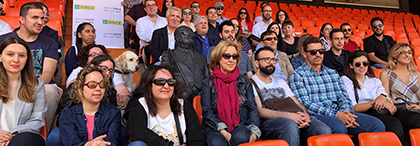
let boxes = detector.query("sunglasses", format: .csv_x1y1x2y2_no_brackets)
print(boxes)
239,12,247,15
305,49,326,55
152,78,177,86
97,65,114,74
373,24,383,29
400,50,413,55
222,53,240,60
192,5,200,8
257,57,278,63
84,81,106,89
217,7,224,10
183,12,192,15
354,61,370,67
263,37,278,41
342,29,351,32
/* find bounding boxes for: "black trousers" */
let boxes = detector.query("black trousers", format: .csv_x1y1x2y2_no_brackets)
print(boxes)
9,132,45,146
369,113,404,143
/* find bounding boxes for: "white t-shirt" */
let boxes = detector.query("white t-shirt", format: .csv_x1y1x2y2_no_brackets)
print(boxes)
341,75,390,106
251,75,294,102
66,67,125,87
251,19,273,39
139,98,187,145
0,100,16,131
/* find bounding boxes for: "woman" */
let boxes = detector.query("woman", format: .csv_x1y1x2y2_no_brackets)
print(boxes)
0,37,46,146
202,41,260,146
231,18,252,54
237,8,253,38
281,20,299,59
341,50,404,143
128,65,205,146
180,8,195,32
291,34,311,70
267,22,286,53
275,10,289,27
319,23,333,51
65,22,96,77
59,67,121,146
162,0,174,17
380,43,420,135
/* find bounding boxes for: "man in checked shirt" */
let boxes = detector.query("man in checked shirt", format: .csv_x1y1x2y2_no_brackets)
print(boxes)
288,35,385,135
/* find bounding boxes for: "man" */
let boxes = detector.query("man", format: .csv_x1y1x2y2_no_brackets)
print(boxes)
340,23,358,52
125,0,162,52
288,35,385,135
149,6,181,62
252,30,293,81
252,47,331,146
0,2,61,132
214,1,228,24
190,1,200,22
363,17,396,69
206,7,219,38
252,5,272,39
323,29,351,75
0,19,11,35
192,16,219,57
161,26,209,103
253,1,269,24
207,21,253,78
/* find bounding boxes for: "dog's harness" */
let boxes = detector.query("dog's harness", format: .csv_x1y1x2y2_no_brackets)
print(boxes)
115,69,132,74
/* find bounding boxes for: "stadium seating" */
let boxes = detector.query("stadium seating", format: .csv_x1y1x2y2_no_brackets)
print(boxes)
238,140,289,146
410,129,420,146
359,132,402,146
307,134,354,146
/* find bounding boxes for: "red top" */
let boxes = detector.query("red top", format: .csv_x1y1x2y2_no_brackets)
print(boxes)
344,40,359,52
85,114,95,141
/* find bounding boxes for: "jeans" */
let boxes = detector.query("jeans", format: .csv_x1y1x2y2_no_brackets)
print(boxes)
128,140,148,146
204,126,251,146
371,63,387,69
48,127,128,146
9,132,46,146
315,113,385,135
260,116,331,146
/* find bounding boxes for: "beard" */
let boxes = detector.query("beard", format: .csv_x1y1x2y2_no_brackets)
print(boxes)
260,63,275,75
263,15,271,21
374,29,383,36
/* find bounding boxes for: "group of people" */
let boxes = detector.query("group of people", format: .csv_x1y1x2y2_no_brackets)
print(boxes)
1,0,420,146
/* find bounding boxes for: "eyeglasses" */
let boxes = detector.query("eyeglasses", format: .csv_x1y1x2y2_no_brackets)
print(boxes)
152,78,177,86
84,81,106,89
263,10,272,13
400,50,413,55
183,12,192,15
217,7,224,10
342,29,351,32
263,37,278,41
354,61,370,67
373,24,383,29
192,5,200,8
145,4,157,8
233,23,239,27
278,13,285,16
257,57,278,63
88,52,105,58
323,28,332,31
222,53,239,60
97,65,114,74
239,12,247,15
305,49,326,55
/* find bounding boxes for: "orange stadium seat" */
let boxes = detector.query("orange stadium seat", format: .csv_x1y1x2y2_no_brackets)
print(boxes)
373,69,384,78
47,19,63,39
397,37,409,44
239,140,289,146
6,8,19,17
411,129,420,146
307,134,354,146
350,35,363,47
353,30,366,38
359,132,402,146
301,19,315,30
384,30,396,40
306,26,319,34
193,96,202,125
357,23,369,32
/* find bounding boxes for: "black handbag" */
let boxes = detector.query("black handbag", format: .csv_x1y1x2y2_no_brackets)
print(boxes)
354,86,390,115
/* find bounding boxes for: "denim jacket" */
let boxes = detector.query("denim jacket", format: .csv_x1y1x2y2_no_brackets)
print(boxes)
201,74,261,138
59,103,121,146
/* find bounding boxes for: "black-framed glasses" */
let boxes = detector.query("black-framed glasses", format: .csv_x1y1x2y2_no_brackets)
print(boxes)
145,4,157,8
239,12,247,15
263,37,278,41
342,29,351,32
97,65,114,74
257,57,278,63
217,7,224,10
354,61,370,67
222,53,239,60
191,5,200,8
373,24,383,29
183,12,192,15
152,78,176,86
263,10,272,13
305,49,326,55
84,81,106,89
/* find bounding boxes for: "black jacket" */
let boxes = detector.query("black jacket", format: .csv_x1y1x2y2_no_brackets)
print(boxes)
323,49,351,75
150,26,169,61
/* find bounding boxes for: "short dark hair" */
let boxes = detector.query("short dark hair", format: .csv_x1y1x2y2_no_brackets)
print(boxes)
218,21,234,34
261,4,271,12
20,2,43,17
190,1,199,8
302,35,322,52
206,7,216,15
34,2,48,12
255,46,275,60
0,0,4,4
260,30,276,42
260,1,269,9
76,44,108,67
329,29,343,40
340,23,350,30
281,20,294,28
370,17,383,26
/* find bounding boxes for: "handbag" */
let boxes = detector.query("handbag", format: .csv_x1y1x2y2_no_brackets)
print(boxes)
250,78,303,113
354,86,390,115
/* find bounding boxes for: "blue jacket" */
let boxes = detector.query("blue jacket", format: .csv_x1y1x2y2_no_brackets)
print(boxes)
65,44,82,78
201,74,261,138
59,103,121,146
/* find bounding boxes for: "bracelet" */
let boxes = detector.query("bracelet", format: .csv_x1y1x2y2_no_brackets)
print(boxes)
380,93,388,99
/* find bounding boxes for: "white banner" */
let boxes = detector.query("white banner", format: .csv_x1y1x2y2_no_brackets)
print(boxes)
72,0,124,48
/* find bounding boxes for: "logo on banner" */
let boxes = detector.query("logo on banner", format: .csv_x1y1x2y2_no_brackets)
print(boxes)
102,19,122,25
74,4,95,10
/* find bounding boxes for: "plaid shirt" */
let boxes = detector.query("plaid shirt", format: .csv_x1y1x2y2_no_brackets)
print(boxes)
288,63,354,117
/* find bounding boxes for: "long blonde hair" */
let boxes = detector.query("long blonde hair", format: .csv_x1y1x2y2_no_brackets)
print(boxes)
386,43,417,73
209,41,241,72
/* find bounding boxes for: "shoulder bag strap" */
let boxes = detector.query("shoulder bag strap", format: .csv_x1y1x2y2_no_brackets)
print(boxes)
173,113,184,145
74,45,79,55
354,85,359,103
168,50,190,87
250,78,263,104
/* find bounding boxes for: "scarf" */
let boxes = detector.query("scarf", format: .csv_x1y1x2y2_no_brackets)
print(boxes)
213,67,240,132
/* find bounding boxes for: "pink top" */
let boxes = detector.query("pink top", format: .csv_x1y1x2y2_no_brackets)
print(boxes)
85,114,95,141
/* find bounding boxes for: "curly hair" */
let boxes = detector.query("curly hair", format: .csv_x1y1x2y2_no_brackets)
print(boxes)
76,44,108,67
70,67,109,104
